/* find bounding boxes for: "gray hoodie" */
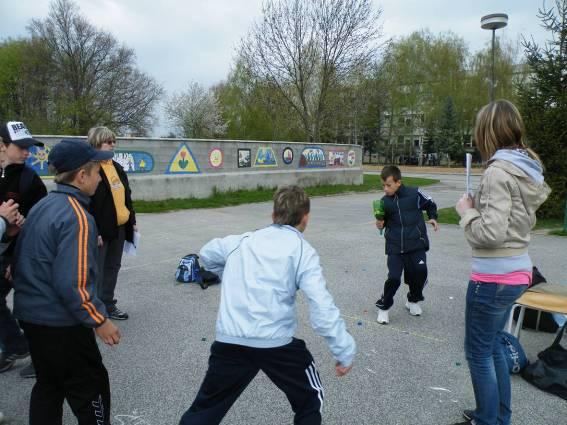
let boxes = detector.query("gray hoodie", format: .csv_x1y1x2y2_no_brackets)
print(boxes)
460,149,551,274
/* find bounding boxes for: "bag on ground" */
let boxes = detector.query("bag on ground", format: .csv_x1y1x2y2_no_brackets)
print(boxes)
175,254,220,289
497,331,528,374
522,324,567,400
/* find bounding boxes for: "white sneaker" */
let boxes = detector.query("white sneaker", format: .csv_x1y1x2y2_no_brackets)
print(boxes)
405,301,422,316
377,309,389,324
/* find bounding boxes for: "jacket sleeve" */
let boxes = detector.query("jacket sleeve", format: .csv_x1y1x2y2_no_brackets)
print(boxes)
418,188,438,220
459,167,512,248
296,243,356,367
199,234,250,278
51,203,107,327
26,174,48,215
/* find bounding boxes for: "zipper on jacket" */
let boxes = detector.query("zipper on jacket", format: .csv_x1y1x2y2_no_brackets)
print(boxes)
396,195,404,253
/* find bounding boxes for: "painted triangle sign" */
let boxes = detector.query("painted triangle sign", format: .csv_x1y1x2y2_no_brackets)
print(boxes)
166,143,200,174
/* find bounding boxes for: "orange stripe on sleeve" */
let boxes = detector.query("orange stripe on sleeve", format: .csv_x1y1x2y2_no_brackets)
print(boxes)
67,197,105,324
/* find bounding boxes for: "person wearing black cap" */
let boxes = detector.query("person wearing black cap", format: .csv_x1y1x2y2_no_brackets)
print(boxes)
0,121,47,374
12,138,121,425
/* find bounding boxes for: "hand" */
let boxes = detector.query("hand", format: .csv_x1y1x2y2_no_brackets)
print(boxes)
335,362,353,377
6,212,25,237
0,200,19,225
455,194,474,217
4,264,11,281
95,320,121,346
375,220,384,230
427,219,439,232
97,235,103,247
133,225,138,232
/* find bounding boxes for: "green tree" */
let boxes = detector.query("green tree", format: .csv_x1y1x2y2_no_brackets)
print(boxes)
518,0,567,218
27,0,162,135
437,96,463,165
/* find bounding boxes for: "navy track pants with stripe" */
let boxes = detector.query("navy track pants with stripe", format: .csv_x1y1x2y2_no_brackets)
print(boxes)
179,338,323,425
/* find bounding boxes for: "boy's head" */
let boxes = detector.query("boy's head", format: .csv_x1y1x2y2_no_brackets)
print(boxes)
380,165,402,197
272,186,310,232
0,121,44,166
48,139,114,196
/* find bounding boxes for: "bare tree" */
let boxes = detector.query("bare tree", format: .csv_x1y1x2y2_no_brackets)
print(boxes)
165,82,227,139
28,0,163,135
241,0,383,142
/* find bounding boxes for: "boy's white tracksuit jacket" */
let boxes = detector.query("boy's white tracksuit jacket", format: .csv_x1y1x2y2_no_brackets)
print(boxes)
199,224,356,367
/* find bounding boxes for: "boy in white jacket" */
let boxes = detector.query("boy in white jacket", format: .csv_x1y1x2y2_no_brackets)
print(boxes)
179,186,356,425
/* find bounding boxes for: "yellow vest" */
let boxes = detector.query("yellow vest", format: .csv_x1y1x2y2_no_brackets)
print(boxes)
101,160,130,226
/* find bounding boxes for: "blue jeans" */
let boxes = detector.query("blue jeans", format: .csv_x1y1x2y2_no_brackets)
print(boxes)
465,281,527,425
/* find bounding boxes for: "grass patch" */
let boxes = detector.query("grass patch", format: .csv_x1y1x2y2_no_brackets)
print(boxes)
436,207,567,236
133,174,439,213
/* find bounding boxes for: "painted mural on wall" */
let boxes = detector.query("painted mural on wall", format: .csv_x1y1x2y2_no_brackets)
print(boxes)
166,143,200,174
254,147,277,167
299,147,326,168
347,150,356,167
208,148,224,169
114,151,154,173
26,145,51,176
238,149,251,168
327,150,345,167
282,147,294,165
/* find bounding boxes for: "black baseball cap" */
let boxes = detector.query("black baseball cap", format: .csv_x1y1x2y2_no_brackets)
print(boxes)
48,139,114,174
0,121,44,148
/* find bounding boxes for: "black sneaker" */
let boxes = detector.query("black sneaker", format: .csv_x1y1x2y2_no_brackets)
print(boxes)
452,421,473,425
0,349,30,373
19,362,36,379
108,306,129,320
463,410,474,421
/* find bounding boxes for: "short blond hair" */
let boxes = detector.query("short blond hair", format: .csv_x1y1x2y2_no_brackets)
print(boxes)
273,186,310,226
51,161,99,184
87,126,116,149
474,99,540,163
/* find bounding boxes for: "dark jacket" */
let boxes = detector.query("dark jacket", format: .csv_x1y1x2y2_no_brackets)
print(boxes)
382,185,438,255
0,163,48,256
13,184,107,328
90,160,136,243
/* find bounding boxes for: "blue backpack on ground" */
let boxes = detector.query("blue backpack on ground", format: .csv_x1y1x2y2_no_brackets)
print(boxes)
175,254,204,287
498,330,528,374
175,254,221,289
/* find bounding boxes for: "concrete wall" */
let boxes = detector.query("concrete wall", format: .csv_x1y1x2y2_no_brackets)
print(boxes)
33,137,363,201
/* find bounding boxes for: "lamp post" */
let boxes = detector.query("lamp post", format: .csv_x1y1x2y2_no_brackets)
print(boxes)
481,13,508,101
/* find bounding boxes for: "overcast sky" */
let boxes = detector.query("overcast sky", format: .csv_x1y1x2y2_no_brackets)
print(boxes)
0,0,550,135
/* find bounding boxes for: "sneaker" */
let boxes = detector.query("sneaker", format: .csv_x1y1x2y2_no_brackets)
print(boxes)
0,350,30,373
463,410,474,421
20,362,36,379
405,301,422,316
452,421,473,425
377,309,389,324
107,306,129,320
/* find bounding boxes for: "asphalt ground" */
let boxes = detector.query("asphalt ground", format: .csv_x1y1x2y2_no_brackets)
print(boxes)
1,173,565,425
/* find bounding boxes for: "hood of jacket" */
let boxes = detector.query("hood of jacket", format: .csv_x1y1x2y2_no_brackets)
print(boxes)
489,149,550,214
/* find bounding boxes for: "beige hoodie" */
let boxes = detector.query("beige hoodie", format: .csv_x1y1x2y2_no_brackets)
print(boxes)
460,159,551,258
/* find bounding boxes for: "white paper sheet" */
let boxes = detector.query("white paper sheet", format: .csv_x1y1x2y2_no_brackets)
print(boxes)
123,230,141,256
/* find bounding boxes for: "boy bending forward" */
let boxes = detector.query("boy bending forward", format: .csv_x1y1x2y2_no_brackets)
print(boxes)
179,186,356,425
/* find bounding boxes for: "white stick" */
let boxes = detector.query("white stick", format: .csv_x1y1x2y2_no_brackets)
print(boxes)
465,153,472,196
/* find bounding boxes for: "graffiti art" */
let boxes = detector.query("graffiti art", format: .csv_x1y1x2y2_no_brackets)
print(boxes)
327,150,345,167
166,143,201,174
208,148,224,168
299,147,326,168
347,150,356,167
254,147,277,167
282,147,294,165
238,149,251,168
114,151,154,173
26,145,51,176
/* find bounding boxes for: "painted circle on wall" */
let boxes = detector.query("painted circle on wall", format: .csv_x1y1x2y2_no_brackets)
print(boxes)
347,150,356,167
209,148,224,168
282,147,294,165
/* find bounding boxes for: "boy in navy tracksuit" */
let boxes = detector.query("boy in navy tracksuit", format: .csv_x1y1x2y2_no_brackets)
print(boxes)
375,166,438,324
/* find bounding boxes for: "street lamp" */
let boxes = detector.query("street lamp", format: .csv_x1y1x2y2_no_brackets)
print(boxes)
481,13,508,101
